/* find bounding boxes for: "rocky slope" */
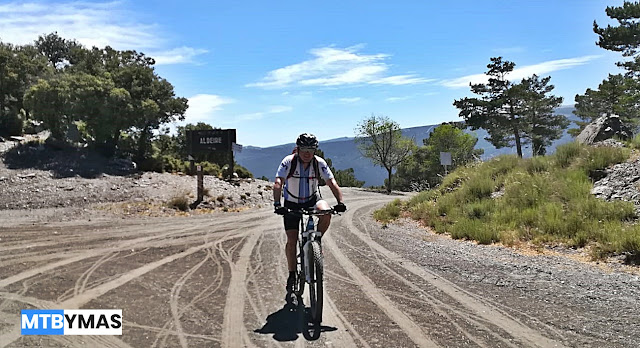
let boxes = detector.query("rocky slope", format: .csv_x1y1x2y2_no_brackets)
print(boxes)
0,136,273,215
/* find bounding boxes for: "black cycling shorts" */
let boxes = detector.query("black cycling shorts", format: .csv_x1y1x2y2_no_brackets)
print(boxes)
283,198,317,231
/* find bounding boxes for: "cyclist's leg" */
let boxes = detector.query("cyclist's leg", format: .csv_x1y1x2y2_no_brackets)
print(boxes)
285,229,298,271
283,202,302,293
315,200,331,233
283,201,302,271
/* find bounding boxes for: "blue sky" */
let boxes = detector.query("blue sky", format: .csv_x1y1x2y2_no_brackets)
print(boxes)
0,0,629,147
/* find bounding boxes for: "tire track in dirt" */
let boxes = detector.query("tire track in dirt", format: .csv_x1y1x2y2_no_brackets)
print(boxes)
127,322,220,344
0,217,263,348
220,225,263,348
168,251,212,348
351,213,511,347
0,292,133,348
155,231,248,347
151,246,221,348
343,201,565,348
243,229,281,348
0,212,264,290
322,232,441,347
59,226,259,309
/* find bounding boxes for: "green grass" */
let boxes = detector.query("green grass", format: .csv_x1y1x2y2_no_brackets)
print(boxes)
373,198,404,222
374,142,640,260
626,134,640,150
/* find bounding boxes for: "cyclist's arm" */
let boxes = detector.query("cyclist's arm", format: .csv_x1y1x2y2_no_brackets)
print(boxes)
325,178,343,203
273,155,292,204
273,177,284,204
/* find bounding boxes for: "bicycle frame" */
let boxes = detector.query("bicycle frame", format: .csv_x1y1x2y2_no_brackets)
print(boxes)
300,215,322,284
284,208,334,291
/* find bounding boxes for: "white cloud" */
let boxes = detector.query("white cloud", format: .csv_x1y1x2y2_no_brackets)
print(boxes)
247,45,432,88
184,94,235,123
441,55,600,88
385,96,411,102
238,105,293,121
338,97,362,104
371,75,435,85
0,1,206,65
152,46,209,65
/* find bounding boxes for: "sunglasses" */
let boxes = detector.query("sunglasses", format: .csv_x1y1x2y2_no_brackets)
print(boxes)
298,147,316,154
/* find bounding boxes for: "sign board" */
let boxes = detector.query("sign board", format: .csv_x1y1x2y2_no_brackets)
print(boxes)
187,129,236,153
232,142,243,153
440,152,452,166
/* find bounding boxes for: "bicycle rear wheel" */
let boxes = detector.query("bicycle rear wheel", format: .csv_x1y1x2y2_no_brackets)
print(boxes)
307,240,323,324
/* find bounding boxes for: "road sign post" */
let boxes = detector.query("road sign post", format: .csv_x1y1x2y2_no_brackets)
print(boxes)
185,129,239,208
197,165,204,201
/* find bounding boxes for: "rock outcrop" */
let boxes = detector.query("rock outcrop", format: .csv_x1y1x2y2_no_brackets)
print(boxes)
576,114,632,145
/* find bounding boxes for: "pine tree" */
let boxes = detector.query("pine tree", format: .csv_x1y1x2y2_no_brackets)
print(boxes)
517,74,567,156
573,2,640,133
453,57,527,157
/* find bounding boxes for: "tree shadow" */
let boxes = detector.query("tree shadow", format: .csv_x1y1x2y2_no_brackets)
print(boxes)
2,142,137,178
254,297,336,342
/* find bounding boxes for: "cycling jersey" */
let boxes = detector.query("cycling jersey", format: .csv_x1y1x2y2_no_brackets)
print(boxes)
275,154,334,203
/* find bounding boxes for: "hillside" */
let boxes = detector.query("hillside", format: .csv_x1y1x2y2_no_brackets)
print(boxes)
236,106,580,186
374,140,640,263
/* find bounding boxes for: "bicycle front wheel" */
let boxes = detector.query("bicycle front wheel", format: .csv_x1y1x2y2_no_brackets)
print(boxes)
307,240,323,324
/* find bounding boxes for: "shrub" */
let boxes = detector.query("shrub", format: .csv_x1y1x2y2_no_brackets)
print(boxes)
408,200,438,226
524,156,551,174
502,171,549,208
439,168,468,193
379,142,640,259
374,199,403,222
450,218,499,244
628,134,640,150
463,200,494,219
161,155,188,173
407,190,439,206
0,112,24,136
234,164,254,178
578,146,630,173
537,202,564,235
618,227,640,254
197,161,220,176
138,157,164,172
554,142,583,168
168,192,190,211
487,155,520,178
464,176,495,200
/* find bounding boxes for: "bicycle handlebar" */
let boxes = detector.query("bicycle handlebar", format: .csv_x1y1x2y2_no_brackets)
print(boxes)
281,207,339,216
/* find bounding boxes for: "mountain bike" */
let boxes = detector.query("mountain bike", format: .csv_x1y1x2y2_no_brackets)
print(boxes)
285,207,339,328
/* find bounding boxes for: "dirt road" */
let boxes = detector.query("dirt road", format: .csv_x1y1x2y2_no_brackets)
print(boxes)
0,188,638,347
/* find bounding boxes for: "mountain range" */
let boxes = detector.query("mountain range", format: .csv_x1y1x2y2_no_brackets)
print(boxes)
235,106,580,186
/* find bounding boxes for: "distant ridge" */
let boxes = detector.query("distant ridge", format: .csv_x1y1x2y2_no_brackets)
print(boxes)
236,106,579,186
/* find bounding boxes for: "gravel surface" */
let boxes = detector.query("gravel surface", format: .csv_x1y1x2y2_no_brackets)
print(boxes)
371,218,640,347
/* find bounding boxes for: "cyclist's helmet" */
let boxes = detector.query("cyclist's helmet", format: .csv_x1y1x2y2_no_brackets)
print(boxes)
296,133,318,148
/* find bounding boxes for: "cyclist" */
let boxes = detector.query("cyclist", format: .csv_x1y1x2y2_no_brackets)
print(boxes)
273,133,347,295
